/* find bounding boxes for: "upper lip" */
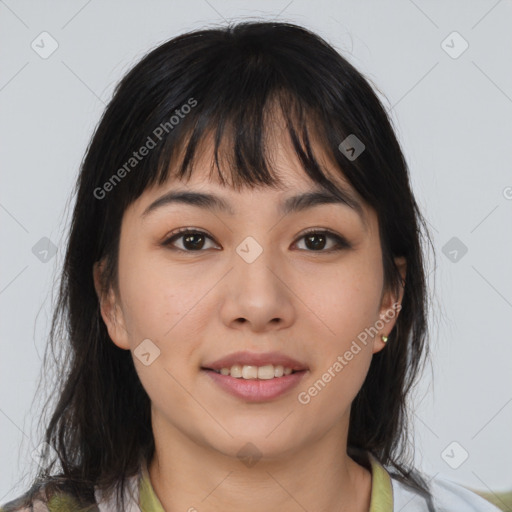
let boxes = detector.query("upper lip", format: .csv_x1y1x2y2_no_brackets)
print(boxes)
202,351,309,371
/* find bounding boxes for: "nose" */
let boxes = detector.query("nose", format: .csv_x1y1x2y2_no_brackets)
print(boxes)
218,241,296,333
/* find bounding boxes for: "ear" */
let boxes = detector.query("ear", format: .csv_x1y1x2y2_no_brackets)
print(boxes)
372,256,406,354
93,260,130,350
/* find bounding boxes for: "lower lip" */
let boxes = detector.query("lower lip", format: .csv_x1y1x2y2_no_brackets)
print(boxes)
202,369,308,402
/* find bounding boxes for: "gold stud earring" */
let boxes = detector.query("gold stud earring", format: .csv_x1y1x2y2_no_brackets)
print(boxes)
381,335,388,343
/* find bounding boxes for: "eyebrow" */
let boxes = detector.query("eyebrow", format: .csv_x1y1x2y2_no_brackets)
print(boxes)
141,187,367,226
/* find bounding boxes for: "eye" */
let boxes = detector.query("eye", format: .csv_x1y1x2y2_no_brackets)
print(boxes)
162,228,218,252
161,228,351,253
293,229,351,252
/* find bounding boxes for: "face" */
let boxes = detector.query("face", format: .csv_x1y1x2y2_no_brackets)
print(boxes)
94,129,405,461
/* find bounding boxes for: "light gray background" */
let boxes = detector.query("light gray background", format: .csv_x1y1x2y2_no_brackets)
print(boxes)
1,0,511,504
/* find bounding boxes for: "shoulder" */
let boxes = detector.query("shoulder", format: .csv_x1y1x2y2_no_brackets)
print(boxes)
391,474,503,512
0,484,98,512
1,467,143,512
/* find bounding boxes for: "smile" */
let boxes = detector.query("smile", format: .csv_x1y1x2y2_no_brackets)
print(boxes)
202,367,308,402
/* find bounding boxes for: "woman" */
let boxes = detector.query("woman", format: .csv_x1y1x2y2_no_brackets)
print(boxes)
1,21,501,512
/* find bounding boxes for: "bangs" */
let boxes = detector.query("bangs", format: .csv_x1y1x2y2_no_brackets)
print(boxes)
154,90,345,193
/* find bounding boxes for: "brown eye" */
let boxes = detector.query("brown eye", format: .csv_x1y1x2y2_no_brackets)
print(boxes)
294,230,351,252
162,229,218,252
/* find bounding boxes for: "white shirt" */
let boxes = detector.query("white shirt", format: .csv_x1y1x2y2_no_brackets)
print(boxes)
391,474,503,511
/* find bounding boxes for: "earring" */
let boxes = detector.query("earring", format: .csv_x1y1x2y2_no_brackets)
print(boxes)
381,335,388,343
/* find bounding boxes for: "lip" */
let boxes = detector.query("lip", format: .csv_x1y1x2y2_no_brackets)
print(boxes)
202,368,308,402
202,350,309,371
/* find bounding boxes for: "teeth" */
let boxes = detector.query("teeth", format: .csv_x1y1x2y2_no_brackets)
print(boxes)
213,364,297,379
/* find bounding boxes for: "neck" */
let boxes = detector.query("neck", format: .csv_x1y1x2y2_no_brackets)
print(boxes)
147,412,372,512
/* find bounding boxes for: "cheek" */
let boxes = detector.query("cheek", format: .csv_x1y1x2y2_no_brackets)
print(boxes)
116,244,207,401
294,247,384,403
299,250,384,340
117,257,169,339
116,239,213,355
115,231,180,341
294,262,382,420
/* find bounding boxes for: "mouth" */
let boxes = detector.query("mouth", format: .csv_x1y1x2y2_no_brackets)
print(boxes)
201,366,309,403
200,351,309,402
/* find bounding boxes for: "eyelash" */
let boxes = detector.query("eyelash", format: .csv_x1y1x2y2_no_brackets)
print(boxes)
161,227,351,253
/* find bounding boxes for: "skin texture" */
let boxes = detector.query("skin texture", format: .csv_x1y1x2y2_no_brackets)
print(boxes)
94,125,406,512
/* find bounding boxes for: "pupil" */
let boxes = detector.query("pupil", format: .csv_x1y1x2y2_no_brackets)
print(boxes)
184,234,204,250
306,234,325,250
